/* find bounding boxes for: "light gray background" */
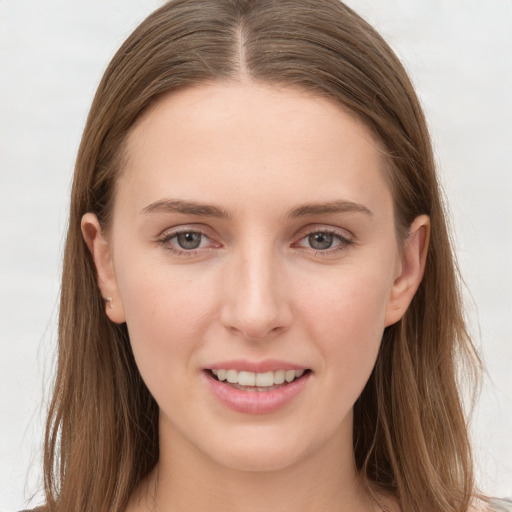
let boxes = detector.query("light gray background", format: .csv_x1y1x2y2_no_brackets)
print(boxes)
1,1,511,510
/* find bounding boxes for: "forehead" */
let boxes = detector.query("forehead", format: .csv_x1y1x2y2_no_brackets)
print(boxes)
127,81,381,157
118,81,391,216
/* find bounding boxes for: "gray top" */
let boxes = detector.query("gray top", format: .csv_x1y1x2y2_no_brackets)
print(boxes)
490,498,512,511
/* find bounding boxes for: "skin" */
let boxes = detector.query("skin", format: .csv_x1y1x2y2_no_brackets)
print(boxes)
82,82,429,512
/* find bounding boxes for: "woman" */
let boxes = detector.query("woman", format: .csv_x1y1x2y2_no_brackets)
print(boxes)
32,0,510,511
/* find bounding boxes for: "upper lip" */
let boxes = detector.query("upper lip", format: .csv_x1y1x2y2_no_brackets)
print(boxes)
207,359,309,373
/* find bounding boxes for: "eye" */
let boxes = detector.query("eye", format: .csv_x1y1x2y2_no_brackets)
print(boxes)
293,228,353,254
158,227,220,254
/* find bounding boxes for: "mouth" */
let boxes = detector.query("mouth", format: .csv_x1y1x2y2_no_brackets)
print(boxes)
206,368,311,392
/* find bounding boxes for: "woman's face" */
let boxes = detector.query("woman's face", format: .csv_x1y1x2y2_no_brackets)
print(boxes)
84,82,426,472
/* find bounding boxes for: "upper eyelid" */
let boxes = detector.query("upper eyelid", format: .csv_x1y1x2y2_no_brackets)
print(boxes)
294,231,352,248
294,224,354,241
155,224,354,245
157,224,214,239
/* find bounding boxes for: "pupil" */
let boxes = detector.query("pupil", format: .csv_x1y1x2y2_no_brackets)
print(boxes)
309,232,333,250
177,232,202,249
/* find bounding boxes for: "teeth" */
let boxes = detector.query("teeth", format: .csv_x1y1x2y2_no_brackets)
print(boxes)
285,369,295,382
210,368,306,387
226,369,238,384
238,371,256,386
255,371,274,387
273,370,285,384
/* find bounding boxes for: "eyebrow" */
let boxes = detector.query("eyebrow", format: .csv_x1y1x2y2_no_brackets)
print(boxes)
141,198,372,219
141,199,232,219
288,200,373,218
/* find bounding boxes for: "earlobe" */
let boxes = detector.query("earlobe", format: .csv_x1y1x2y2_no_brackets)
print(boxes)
81,213,126,324
384,215,430,327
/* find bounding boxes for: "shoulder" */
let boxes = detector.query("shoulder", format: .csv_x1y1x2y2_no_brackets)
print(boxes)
472,498,512,512
487,498,512,512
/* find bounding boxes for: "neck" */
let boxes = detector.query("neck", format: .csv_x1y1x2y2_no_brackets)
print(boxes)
129,415,380,512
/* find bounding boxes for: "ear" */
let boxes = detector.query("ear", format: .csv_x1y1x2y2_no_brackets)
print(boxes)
384,215,430,327
81,213,126,324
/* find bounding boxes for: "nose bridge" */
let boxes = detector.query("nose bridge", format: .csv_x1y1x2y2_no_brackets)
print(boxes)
221,237,290,340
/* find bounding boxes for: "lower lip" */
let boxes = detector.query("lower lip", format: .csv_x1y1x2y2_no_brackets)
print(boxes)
204,371,311,414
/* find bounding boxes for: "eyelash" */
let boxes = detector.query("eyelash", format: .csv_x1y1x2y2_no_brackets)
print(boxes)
158,227,219,256
292,229,354,256
157,227,354,256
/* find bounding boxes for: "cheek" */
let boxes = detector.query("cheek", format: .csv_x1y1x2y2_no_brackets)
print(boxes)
115,259,219,378
299,261,392,336
296,264,392,391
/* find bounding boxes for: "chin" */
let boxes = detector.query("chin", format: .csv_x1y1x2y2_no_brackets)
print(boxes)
210,442,308,473
195,422,334,474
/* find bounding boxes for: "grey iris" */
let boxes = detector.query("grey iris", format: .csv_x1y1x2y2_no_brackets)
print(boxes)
308,232,333,250
177,232,202,249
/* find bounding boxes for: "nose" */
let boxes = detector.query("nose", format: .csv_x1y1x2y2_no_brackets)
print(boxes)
220,243,292,341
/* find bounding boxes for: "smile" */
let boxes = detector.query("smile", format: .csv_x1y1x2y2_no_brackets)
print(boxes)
204,367,312,414
210,368,306,388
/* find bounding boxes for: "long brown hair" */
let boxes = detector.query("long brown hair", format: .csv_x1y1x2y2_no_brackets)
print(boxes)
43,1,480,510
